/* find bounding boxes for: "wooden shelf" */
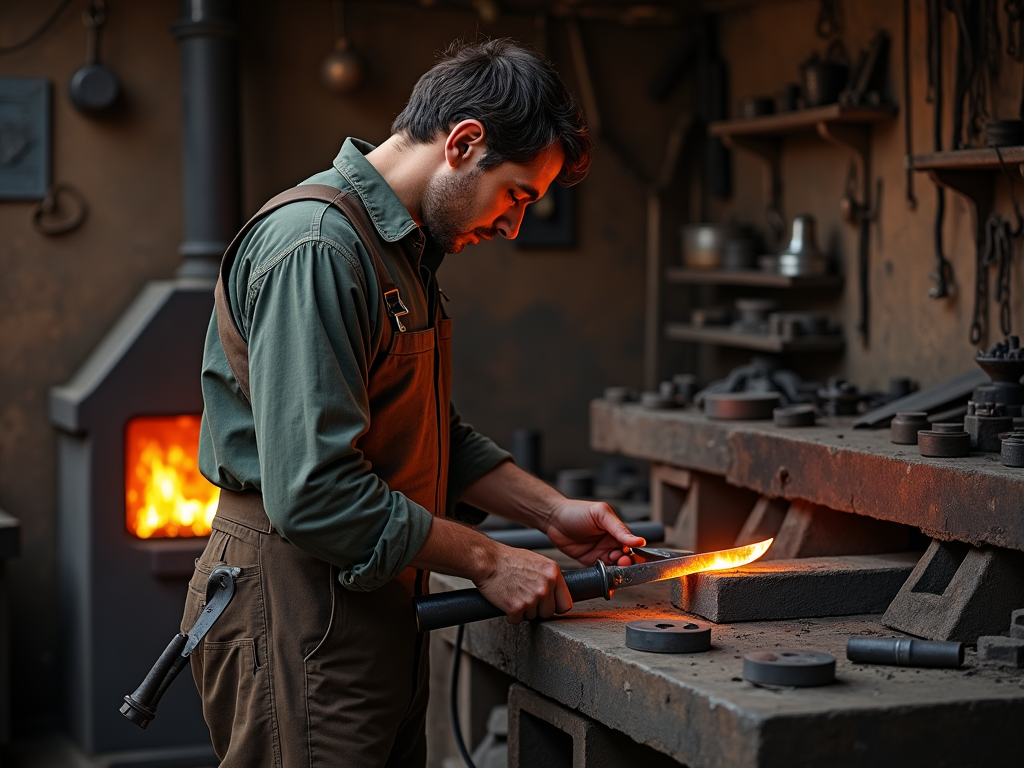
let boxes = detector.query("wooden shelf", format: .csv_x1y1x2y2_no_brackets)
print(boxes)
905,148,1024,246
665,267,843,289
664,322,845,353
906,146,1024,171
709,104,898,139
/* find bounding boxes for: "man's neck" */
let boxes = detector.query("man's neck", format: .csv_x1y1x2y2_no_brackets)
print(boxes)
364,134,441,226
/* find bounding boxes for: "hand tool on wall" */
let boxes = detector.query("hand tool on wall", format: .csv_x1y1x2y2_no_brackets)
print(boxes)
927,0,953,298
903,0,918,209
68,0,120,114
120,565,241,729
413,540,773,632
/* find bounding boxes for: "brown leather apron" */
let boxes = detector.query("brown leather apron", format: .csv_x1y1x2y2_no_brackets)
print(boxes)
181,185,450,768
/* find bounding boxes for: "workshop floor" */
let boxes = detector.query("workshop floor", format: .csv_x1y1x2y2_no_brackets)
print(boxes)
1,731,215,768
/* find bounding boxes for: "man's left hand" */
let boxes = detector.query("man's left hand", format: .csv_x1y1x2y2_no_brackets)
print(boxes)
545,499,646,567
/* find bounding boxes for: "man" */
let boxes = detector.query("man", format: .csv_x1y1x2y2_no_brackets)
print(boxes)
183,39,643,767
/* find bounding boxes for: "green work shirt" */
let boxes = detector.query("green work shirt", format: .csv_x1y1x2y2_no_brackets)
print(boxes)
198,137,511,591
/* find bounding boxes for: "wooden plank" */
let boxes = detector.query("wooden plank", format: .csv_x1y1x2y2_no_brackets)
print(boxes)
664,267,843,289
906,146,1024,171
664,322,846,353
709,104,897,138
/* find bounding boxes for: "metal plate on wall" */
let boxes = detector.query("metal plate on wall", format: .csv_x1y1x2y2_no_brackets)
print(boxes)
0,77,50,200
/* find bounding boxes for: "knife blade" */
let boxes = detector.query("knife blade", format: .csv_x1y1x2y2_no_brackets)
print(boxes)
412,538,773,632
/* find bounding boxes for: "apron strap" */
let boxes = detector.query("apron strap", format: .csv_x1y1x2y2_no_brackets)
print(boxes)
214,184,403,403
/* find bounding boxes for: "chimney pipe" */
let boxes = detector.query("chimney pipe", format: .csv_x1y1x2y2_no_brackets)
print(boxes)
172,0,240,278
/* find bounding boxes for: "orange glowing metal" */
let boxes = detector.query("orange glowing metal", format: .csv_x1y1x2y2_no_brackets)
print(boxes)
125,415,220,539
663,538,774,580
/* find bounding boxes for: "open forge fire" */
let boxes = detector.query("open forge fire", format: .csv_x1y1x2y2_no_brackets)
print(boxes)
125,415,219,539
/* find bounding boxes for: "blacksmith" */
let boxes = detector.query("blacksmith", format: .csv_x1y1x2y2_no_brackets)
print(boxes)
183,38,643,767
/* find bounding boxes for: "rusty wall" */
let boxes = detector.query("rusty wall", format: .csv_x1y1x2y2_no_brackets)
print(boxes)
711,0,1024,391
0,1,688,727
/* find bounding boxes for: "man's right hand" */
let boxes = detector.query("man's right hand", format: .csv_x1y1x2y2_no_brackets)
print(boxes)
409,517,572,624
474,543,572,624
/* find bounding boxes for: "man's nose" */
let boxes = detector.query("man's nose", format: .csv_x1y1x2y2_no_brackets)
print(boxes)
497,205,527,239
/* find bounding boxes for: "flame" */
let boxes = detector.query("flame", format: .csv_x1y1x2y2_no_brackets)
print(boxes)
666,538,774,579
125,415,219,539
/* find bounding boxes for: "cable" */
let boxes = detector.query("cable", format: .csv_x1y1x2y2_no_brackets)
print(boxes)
450,625,479,768
0,0,74,55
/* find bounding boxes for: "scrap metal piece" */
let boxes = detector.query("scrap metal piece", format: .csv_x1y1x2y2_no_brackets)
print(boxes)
853,368,988,428
891,411,930,444
625,619,711,653
918,428,971,457
773,404,816,427
704,392,780,420
846,637,964,668
742,649,836,687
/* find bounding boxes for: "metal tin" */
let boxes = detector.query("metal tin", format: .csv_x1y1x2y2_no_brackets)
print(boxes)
704,392,780,420
773,404,816,427
743,649,836,687
890,411,929,445
604,386,635,404
918,429,971,458
625,619,712,653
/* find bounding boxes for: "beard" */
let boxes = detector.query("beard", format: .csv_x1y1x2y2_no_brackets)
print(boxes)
421,168,497,253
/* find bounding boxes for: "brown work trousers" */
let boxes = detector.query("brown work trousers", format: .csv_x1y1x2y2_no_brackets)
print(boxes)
182,491,430,768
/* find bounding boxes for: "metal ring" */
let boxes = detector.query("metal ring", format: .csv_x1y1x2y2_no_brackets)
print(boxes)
31,184,88,235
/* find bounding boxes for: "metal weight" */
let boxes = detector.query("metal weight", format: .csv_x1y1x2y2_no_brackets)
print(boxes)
773,404,816,427
890,411,929,444
918,428,971,458
625,619,712,653
743,649,836,687
704,392,780,420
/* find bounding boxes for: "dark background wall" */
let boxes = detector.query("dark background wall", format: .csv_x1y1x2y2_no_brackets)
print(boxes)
0,0,687,730
3,0,1023,738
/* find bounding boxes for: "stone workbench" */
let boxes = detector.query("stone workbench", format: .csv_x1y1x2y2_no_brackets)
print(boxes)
590,399,1024,552
434,572,1024,768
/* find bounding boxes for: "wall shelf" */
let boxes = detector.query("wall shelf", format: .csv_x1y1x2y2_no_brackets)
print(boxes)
906,147,1024,243
665,267,844,289
664,322,845,353
709,104,898,139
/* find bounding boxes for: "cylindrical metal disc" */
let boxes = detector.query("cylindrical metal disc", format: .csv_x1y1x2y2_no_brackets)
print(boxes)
704,392,780,420
773,404,816,427
625,619,712,653
742,649,836,686
918,430,970,458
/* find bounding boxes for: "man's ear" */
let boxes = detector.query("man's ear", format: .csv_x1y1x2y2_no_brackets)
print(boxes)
444,120,486,169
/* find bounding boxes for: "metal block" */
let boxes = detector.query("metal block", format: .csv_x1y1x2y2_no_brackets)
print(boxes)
882,540,1024,643
0,77,50,200
671,553,919,623
977,636,1024,668
1012,609,1024,640
507,683,680,768
764,499,911,560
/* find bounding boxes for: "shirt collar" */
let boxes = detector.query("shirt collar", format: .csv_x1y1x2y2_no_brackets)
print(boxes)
333,137,420,243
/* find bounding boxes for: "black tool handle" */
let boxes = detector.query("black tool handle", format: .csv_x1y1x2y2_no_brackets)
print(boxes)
413,565,609,632
119,632,189,729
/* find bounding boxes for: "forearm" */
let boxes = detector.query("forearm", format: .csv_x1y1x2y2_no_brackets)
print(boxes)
459,459,564,532
407,516,499,582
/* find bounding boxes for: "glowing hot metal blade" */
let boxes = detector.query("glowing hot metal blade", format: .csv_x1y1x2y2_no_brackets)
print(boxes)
609,538,774,591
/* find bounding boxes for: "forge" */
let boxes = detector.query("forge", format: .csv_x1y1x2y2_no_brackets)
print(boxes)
48,0,239,762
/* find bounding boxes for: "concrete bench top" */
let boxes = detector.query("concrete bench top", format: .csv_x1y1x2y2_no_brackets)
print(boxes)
433,571,1024,768
590,399,1024,552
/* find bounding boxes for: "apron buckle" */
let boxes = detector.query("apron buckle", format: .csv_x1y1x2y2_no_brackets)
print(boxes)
383,288,409,332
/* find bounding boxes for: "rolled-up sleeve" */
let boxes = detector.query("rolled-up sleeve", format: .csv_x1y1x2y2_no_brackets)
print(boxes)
246,240,434,591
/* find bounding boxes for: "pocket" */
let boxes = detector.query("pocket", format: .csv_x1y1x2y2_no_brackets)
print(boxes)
200,636,276,766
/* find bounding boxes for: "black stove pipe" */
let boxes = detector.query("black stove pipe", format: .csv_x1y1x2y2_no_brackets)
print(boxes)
172,0,240,278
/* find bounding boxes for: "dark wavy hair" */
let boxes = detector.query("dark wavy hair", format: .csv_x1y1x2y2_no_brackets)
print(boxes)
391,39,592,186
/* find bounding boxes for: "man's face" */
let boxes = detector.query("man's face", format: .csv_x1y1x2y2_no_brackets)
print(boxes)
422,143,564,254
